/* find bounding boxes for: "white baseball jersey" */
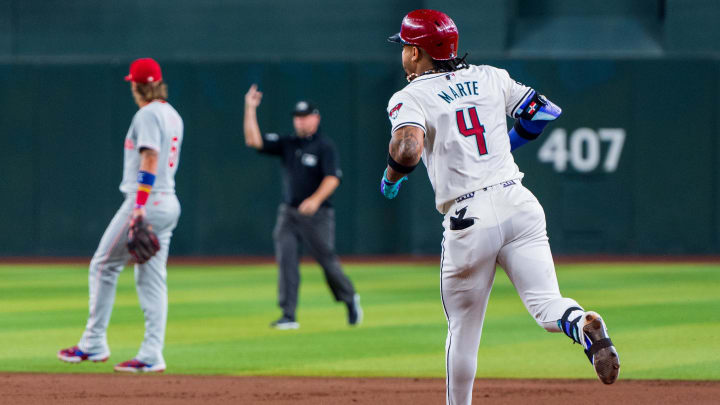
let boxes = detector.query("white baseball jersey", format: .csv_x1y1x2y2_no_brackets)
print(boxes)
120,101,183,193
386,64,533,214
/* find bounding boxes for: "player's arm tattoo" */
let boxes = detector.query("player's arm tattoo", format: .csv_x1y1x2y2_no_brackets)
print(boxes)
389,126,424,167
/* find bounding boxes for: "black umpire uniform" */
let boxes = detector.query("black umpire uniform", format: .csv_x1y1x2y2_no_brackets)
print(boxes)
258,101,360,328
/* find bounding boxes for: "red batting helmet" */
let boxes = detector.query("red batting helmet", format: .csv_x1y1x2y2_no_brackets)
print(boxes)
388,9,459,60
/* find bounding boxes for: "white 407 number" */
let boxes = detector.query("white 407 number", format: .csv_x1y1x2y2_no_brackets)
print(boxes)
538,128,626,173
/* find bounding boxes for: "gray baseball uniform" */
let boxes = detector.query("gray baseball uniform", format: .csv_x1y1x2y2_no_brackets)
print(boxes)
78,100,183,366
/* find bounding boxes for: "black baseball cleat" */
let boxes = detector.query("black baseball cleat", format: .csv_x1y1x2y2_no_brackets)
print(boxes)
347,294,363,326
580,311,620,384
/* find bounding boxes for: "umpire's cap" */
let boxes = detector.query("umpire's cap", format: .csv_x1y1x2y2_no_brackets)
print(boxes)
292,100,320,116
388,9,459,60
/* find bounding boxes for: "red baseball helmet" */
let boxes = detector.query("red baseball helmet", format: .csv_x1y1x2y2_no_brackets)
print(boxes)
124,58,162,84
388,9,459,60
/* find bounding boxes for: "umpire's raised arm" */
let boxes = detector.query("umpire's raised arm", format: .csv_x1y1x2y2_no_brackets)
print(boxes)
243,84,264,149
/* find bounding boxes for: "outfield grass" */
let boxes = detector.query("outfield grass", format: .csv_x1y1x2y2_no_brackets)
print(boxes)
0,262,718,380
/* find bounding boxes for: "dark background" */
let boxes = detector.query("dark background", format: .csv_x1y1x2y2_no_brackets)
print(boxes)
1,0,718,256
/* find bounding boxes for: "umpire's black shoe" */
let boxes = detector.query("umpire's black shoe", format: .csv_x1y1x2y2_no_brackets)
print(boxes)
347,294,363,326
270,316,299,330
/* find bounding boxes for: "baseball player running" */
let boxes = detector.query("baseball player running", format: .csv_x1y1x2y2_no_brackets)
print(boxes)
57,58,183,373
380,10,619,404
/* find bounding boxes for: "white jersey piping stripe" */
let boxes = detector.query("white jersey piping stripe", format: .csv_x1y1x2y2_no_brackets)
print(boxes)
391,121,426,134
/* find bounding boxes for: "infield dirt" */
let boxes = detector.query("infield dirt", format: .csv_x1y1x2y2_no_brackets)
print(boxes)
1,374,718,405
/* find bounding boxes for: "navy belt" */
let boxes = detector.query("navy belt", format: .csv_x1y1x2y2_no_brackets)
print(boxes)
454,180,518,203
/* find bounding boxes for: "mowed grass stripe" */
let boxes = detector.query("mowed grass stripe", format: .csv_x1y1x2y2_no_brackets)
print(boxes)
0,262,718,380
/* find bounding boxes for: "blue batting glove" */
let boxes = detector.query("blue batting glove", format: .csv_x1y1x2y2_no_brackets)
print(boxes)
380,168,407,199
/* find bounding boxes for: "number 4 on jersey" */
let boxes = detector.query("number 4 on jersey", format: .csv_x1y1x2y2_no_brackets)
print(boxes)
456,107,487,156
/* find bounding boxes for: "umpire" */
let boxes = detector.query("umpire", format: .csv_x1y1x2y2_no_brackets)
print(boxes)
243,84,361,330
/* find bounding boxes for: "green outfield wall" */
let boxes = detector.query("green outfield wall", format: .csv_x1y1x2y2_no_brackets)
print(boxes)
1,0,718,256
1,58,718,256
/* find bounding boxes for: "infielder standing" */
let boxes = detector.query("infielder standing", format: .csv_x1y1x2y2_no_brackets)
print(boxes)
380,10,619,404
58,58,183,373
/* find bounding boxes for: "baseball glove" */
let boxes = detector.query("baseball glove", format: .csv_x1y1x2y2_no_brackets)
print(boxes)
127,216,160,264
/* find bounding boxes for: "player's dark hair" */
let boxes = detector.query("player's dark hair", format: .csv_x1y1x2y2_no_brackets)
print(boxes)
134,81,168,102
431,53,469,73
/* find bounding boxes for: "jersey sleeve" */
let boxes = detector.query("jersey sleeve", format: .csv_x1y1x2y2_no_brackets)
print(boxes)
386,91,426,135
258,133,286,156
497,68,534,118
320,140,343,179
133,109,162,152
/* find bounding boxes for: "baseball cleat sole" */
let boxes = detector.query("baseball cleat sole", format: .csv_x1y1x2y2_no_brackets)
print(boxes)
57,354,109,363
582,312,620,384
114,362,166,373
57,348,110,363
272,322,300,330
113,366,165,373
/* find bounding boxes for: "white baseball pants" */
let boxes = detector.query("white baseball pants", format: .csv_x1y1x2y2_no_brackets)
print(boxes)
78,192,180,366
440,181,580,405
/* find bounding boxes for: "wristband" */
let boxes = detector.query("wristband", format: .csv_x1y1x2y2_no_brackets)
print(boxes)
137,171,156,186
387,154,418,174
135,186,151,208
135,171,155,209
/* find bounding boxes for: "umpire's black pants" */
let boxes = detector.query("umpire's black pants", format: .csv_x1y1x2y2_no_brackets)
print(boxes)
273,204,356,320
